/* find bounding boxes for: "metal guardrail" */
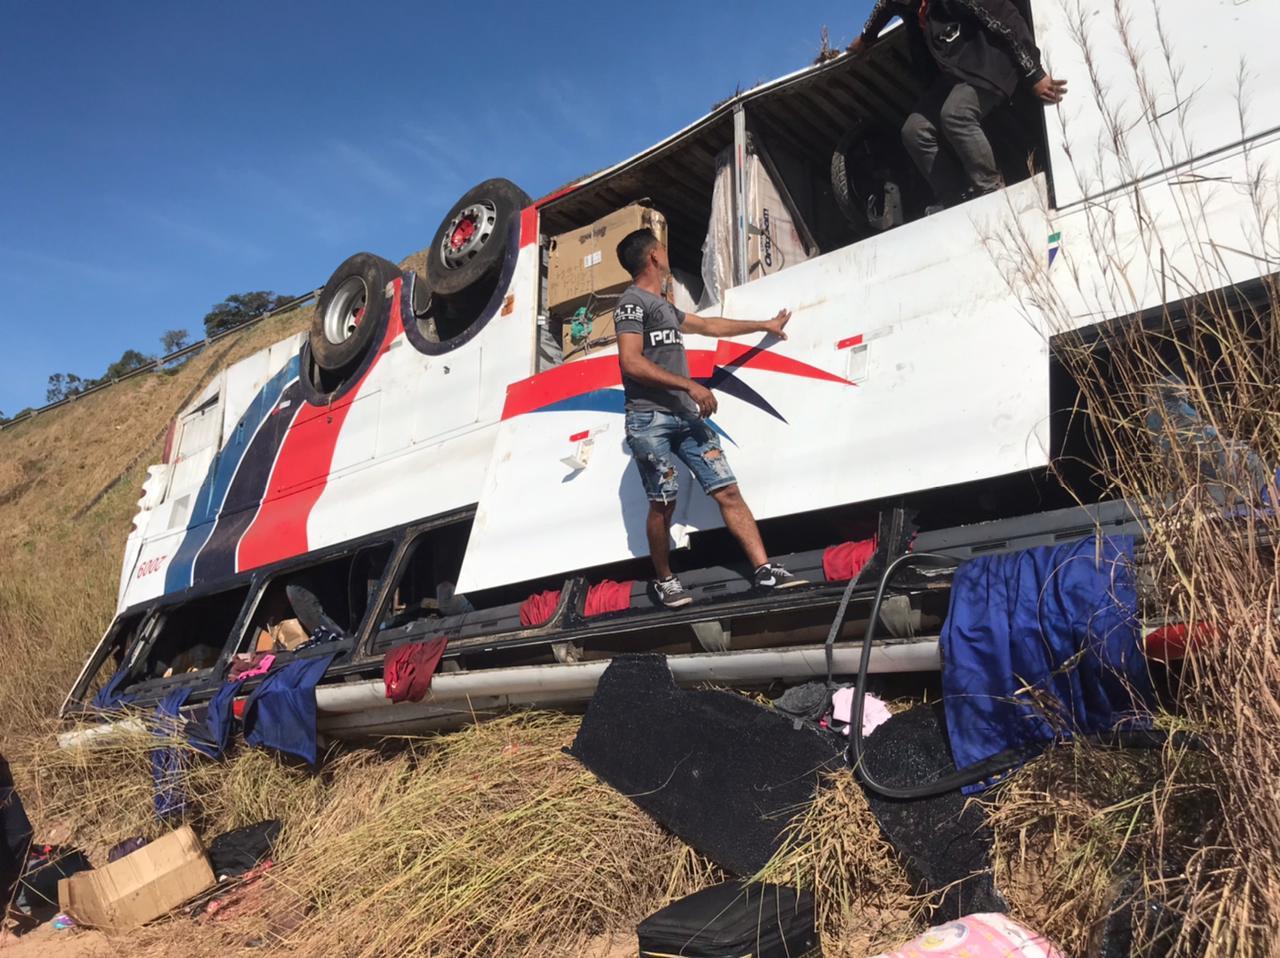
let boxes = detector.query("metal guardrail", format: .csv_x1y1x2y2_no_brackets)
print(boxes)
0,289,320,432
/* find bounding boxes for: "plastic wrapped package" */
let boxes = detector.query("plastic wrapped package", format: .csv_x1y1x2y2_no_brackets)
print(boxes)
701,143,814,305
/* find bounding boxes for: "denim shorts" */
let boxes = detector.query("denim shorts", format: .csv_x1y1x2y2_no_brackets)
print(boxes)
624,408,737,503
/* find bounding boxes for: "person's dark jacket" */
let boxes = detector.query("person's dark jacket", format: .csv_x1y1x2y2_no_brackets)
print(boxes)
861,0,1045,98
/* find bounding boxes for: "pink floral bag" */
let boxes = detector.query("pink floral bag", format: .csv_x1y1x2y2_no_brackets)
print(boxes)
872,913,1063,958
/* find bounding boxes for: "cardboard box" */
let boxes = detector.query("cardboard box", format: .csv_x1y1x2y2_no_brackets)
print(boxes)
59,826,215,932
256,617,310,653
548,204,667,316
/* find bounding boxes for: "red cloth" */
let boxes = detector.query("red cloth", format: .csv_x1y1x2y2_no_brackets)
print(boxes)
519,590,562,629
822,538,877,583
1144,622,1215,663
584,580,634,618
383,637,449,704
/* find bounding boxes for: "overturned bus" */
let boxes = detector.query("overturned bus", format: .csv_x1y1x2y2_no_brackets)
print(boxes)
62,0,1279,741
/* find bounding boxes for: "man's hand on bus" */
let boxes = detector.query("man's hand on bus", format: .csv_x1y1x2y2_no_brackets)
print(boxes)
1033,75,1068,104
764,309,792,341
687,382,718,418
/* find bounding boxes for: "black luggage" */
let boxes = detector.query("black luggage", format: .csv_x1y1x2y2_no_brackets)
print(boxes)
637,881,820,958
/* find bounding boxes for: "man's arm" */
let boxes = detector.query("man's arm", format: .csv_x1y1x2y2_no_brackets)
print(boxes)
851,0,904,52
682,309,792,340
617,333,718,417
952,0,1066,101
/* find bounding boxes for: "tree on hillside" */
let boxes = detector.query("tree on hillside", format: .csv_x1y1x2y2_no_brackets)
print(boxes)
202,291,296,338
47,373,89,403
161,329,190,354
103,349,153,381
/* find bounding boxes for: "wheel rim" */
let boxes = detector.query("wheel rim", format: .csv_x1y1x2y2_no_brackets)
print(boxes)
323,276,368,345
440,201,498,270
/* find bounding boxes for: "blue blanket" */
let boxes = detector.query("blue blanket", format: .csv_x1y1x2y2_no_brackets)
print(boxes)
940,536,1153,792
187,678,244,759
242,654,335,765
150,687,192,821
91,666,133,711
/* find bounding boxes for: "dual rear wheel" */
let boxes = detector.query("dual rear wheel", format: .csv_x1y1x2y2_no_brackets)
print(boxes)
306,177,531,382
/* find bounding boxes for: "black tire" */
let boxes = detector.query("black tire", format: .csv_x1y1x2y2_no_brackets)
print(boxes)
831,134,870,231
426,178,530,299
309,252,400,372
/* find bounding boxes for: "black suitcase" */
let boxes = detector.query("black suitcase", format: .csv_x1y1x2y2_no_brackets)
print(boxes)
637,881,821,958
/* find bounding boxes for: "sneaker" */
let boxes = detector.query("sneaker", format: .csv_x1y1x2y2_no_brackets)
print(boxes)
753,563,809,590
653,575,694,608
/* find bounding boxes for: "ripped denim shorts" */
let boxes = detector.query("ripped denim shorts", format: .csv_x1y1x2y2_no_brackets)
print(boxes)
624,408,737,504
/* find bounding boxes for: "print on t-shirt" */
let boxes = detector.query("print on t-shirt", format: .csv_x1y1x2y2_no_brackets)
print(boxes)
614,286,697,417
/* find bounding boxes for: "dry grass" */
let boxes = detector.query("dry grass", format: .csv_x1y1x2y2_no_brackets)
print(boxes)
24,714,718,958
979,3,1280,953
757,772,918,957
990,741,1215,956
0,305,310,738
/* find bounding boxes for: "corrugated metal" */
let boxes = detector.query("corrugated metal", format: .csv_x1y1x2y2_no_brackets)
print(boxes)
538,32,926,270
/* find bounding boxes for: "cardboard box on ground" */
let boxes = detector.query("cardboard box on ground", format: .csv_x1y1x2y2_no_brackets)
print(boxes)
58,826,216,932
548,204,668,361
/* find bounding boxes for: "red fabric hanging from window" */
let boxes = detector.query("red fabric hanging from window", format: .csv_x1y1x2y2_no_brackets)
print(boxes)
383,637,449,705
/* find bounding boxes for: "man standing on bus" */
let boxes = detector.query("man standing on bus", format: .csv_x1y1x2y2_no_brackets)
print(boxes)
850,0,1067,207
614,228,808,608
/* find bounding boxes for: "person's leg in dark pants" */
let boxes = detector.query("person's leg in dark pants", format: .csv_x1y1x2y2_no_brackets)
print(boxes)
938,81,1004,194
902,77,1004,204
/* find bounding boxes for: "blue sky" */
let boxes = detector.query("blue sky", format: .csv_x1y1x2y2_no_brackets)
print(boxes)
0,1,871,415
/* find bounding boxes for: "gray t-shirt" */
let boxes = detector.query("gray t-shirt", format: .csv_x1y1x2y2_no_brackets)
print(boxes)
614,285,697,416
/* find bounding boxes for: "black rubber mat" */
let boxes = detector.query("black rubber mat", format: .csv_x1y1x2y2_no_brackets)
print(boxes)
861,702,1005,921
569,654,844,876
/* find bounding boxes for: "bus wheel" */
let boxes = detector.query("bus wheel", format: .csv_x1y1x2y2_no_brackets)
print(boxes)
427,179,530,300
309,252,400,371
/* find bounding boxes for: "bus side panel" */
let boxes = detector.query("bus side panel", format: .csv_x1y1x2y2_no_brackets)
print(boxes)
455,179,1053,594
1033,0,1280,209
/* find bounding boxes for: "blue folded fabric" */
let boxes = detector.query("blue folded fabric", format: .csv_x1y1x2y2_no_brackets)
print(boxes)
150,687,192,821
242,654,335,766
187,678,244,759
91,666,133,711
940,536,1153,793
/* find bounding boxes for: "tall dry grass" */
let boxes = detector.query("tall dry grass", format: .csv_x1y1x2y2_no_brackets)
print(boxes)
38,714,716,958
981,2,1280,954
757,772,918,957
0,306,311,739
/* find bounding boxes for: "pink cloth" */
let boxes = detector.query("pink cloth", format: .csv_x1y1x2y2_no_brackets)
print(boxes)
228,653,275,681
872,914,1063,958
822,538,877,583
831,688,892,737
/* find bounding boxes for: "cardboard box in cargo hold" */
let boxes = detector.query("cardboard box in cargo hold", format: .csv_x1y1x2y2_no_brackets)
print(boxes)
59,826,215,932
548,204,667,316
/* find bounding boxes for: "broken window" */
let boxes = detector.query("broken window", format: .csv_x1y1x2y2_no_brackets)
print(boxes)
142,585,251,680
241,544,393,654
